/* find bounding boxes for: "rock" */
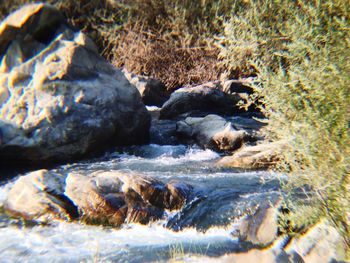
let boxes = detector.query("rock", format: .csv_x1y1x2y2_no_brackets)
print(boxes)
0,4,150,164
160,82,244,119
123,69,170,107
66,171,192,226
176,115,250,152
226,116,266,132
285,221,346,263
166,181,193,210
237,197,282,246
0,4,67,61
65,173,128,226
5,169,192,226
181,249,292,263
4,169,78,222
221,79,255,95
150,119,179,145
217,141,286,169
180,221,346,263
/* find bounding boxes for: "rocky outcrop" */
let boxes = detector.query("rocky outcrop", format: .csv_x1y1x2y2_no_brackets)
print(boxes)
123,69,170,107
159,82,244,119
4,169,192,226
177,115,250,152
0,4,150,163
217,141,286,169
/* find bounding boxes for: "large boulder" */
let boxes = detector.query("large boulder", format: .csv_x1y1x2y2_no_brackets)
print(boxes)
159,82,244,119
176,115,250,152
4,169,192,227
0,4,150,163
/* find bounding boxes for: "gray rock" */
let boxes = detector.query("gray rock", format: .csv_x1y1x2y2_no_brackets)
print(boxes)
226,116,266,132
0,4,150,163
150,119,179,145
160,82,244,119
4,169,78,223
123,69,170,107
176,114,249,152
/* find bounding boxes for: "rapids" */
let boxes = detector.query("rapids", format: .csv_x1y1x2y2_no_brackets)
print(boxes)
0,144,280,262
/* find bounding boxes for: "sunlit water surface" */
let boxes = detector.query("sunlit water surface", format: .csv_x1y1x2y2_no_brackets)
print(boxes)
0,145,280,262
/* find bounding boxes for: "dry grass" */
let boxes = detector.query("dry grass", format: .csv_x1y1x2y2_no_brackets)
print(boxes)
0,0,232,89
111,24,220,90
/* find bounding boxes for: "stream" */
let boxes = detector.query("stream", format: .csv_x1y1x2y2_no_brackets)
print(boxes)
0,144,280,262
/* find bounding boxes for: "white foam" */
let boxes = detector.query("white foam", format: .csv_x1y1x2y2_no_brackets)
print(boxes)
85,146,220,168
146,106,161,111
0,221,237,262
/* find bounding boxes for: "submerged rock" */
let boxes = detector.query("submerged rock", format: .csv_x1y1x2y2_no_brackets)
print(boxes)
177,115,250,152
160,82,244,119
4,169,192,227
217,141,286,169
0,4,150,164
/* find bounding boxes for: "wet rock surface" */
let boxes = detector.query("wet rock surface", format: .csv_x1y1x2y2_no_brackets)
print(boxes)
176,114,251,153
236,197,281,246
4,169,192,227
0,4,150,164
150,119,180,145
4,169,78,223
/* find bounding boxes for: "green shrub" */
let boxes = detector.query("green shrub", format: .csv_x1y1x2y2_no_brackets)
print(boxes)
219,0,350,250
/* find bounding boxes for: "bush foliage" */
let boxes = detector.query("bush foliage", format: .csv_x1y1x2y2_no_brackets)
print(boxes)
218,0,350,249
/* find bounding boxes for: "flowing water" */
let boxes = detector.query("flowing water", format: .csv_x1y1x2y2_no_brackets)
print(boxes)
0,144,280,262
